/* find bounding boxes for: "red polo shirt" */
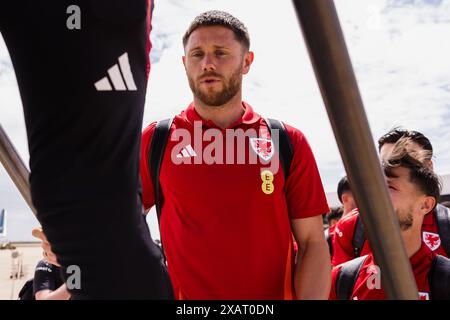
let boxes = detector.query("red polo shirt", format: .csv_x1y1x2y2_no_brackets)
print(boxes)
329,243,436,300
140,102,329,299
332,208,448,267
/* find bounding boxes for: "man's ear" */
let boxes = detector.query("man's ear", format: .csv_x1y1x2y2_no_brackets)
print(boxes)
421,196,436,215
329,218,338,227
182,56,187,70
242,51,254,75
424,159,434,171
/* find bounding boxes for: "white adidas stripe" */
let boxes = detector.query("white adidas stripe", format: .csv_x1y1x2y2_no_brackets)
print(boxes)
108,64,127,91
181,149,190,158
94,77,112,91
176,145,198,158
94,52,137,91
119,53,137,90
185,145,197,156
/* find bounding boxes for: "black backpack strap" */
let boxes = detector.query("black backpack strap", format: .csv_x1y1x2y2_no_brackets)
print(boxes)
352,214,365,258
429,255,450,300
264,118,293,181
435,204,450,257
148,118,173,227
336,255,368,300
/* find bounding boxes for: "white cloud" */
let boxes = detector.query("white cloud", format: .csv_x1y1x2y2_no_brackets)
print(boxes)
336,0,450,176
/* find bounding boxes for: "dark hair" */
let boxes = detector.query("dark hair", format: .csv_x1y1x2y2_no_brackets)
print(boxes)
383,137,441,209
183,10,250,50
378,128,433,154
327,206,344,223
337,176,352,203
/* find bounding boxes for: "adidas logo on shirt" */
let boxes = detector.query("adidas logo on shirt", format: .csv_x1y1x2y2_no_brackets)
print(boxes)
176,145,198,158
95,52,137,91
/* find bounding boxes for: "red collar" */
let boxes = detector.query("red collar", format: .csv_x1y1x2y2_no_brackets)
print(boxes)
410,242,435,270
369,240,435,271
422,209,435,227
181,102,261,129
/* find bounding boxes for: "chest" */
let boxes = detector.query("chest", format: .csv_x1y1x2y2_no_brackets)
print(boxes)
351,265,431,300
159,128,286,199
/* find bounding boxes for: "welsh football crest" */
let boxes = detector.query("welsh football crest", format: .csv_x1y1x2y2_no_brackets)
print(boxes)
423,231,441,251
419,292,430,300
250,138,274,161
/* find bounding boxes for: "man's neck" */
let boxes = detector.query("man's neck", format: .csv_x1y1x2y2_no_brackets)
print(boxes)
193,94,245,129
401,229,422,258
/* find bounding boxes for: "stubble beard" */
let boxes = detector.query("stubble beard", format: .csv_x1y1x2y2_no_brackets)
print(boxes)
188,66,243,107
397,207,414,231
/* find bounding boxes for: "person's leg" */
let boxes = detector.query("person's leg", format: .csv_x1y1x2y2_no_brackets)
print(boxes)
0,0,173,299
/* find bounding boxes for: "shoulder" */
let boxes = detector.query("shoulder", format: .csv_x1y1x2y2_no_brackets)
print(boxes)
280,122,308,147
334,209,360,237
273,121,318,162
142,116,182,142
338,209,360,227
35,260,53,272
142,121,158,140
262,119,307,145
34,260,56,281
141,118,175,152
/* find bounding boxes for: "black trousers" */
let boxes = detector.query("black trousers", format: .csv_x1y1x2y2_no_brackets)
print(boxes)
0,0,173,299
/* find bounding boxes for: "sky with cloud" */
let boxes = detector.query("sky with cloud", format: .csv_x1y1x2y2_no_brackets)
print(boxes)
1,0,450,240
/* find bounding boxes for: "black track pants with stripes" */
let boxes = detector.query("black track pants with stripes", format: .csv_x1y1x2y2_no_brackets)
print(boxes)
0,0,173,299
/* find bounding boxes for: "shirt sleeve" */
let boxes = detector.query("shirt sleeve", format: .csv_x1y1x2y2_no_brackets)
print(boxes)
331,215,358,266
284,124,329,220
140,122,157,211
33,260,59,295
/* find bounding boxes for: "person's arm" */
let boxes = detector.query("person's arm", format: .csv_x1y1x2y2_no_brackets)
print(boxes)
140,122,158,214
33,260,70,300
32,228,59,266
35,284,71,300
291,215,331,300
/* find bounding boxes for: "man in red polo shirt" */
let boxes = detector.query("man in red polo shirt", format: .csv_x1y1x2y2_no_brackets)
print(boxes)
325,177,354,259
332,129,449,266
140,11,330,299
330,137,448,300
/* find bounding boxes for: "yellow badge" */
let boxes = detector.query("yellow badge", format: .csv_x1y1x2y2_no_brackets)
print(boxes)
261,170,274,195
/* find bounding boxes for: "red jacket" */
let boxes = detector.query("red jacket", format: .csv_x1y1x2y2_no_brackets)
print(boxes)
330,243,435,300
332,208,448,266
